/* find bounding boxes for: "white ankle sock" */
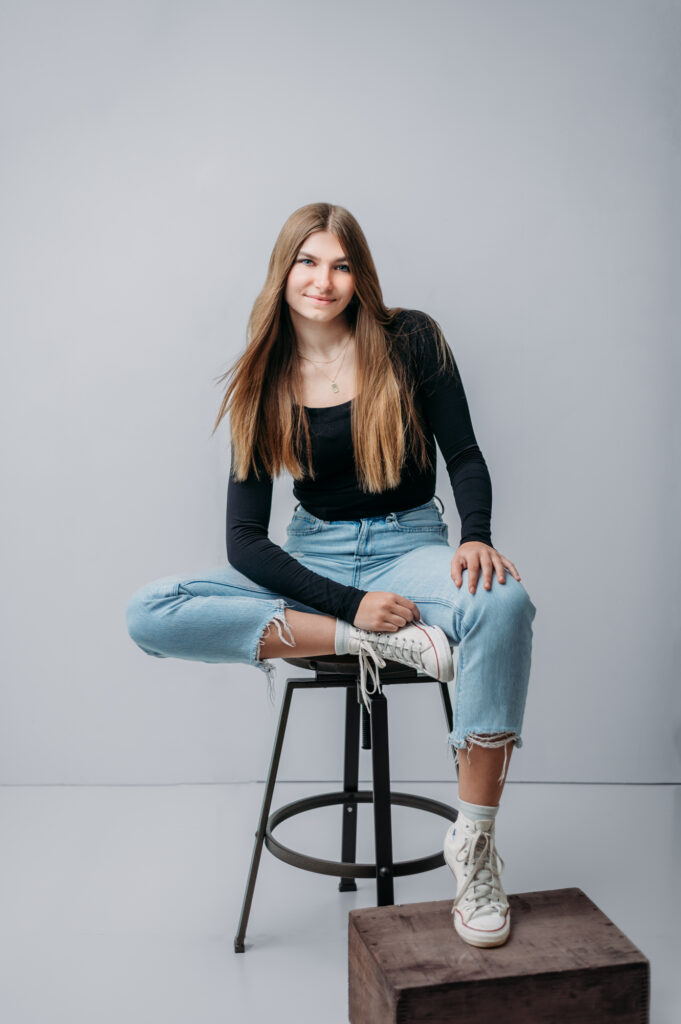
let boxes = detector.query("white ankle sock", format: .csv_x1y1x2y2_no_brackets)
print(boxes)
334,619,351,655
458,798,499,823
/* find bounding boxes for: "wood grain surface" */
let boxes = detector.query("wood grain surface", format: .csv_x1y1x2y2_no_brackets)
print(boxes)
348,888,649,1023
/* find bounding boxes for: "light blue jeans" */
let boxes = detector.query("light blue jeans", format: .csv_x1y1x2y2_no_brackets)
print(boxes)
126,498,536,752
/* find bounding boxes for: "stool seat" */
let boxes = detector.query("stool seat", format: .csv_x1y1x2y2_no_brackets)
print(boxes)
283,653,423,677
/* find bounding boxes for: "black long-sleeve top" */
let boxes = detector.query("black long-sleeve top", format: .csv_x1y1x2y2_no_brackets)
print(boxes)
226,309,492,624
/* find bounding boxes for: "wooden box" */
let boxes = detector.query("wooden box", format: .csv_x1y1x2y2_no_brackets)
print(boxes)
348,888,649,1024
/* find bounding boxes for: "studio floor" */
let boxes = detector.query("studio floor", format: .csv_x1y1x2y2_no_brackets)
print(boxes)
0,780,678,1023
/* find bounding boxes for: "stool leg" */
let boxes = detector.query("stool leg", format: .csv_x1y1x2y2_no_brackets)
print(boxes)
361,702,372,749
234,680,294,953
439,681,459,778
439,680,454,735
339,685,360,892
369,690,394,906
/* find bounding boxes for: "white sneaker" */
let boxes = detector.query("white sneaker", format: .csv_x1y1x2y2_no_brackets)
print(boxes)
443,814,511,948
346,621,454,711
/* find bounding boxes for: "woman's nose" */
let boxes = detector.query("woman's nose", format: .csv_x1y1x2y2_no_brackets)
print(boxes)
315,266,331,289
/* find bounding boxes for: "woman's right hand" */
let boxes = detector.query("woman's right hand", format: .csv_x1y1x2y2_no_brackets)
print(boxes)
353,592,421,633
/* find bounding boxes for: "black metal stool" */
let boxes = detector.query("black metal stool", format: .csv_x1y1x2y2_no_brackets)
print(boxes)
233,654,458,952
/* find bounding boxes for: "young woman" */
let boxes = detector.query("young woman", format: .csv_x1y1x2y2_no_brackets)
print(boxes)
126,202,536,948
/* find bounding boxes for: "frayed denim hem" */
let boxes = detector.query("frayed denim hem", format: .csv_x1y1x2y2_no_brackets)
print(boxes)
252,599,295,704
447,731,521,784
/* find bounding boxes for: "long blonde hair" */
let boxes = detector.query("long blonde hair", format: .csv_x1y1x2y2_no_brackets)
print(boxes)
212,202,452,492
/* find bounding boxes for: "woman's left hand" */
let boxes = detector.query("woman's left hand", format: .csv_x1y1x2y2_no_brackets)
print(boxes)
451,541,521,594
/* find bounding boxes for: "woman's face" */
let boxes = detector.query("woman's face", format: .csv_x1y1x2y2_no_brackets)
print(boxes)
285,231,355,324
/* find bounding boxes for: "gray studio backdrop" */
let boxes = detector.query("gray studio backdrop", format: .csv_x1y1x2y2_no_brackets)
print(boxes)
1,0,679,786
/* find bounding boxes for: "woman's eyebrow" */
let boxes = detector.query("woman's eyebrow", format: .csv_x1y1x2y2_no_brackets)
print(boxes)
298,250,350,262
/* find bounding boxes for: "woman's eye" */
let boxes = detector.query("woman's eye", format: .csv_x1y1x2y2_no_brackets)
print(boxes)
296,258,350,272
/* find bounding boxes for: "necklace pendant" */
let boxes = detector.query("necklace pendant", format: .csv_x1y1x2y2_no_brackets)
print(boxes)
331,381,339,393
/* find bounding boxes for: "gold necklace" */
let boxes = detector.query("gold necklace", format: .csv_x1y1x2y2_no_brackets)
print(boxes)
297,335,352,393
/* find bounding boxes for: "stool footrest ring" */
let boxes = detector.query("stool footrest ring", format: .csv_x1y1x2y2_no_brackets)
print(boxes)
265,790,457,879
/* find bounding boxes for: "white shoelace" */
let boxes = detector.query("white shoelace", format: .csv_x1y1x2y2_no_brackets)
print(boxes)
451,823,507,923
357,640,386,712
355,630,428,712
